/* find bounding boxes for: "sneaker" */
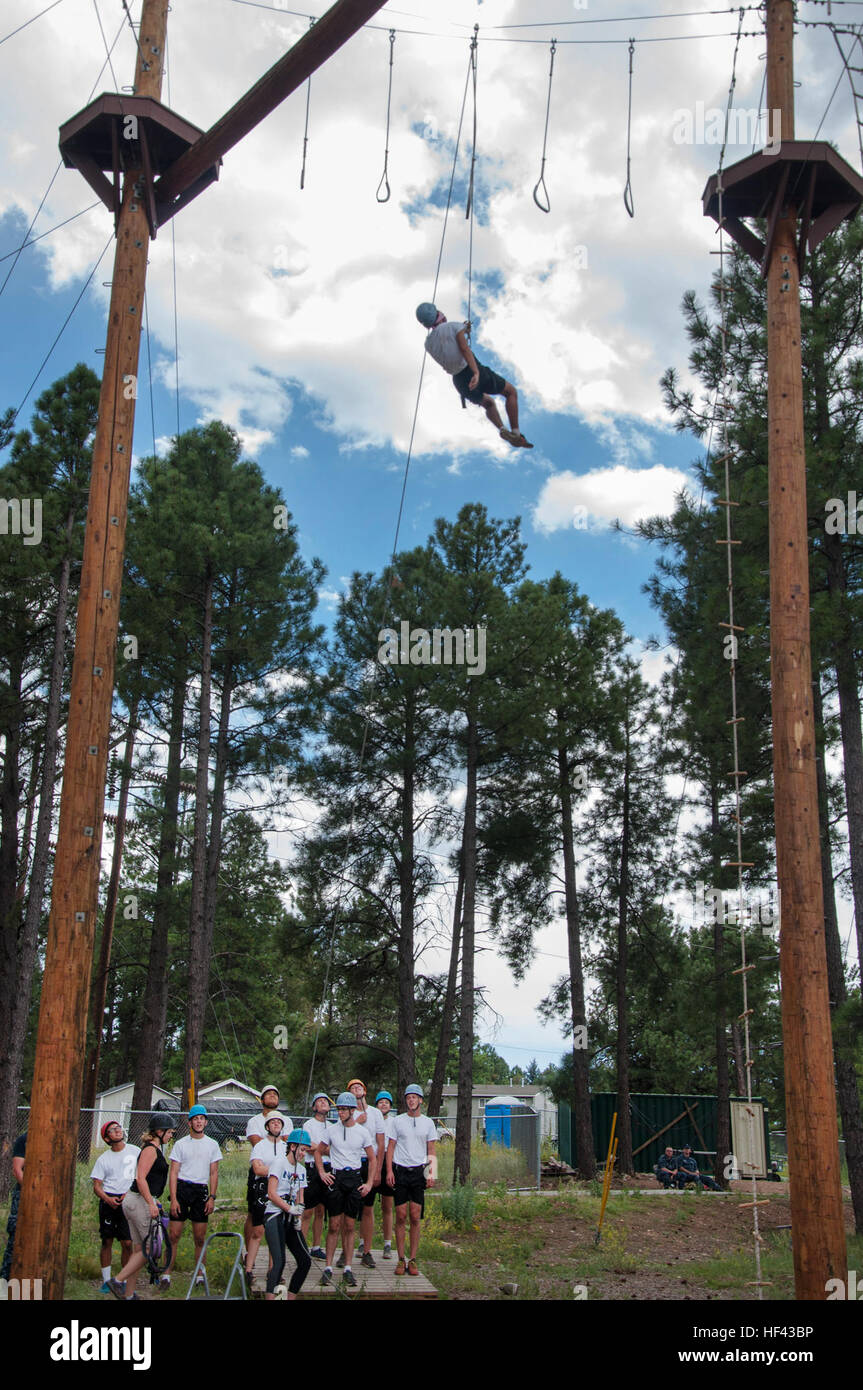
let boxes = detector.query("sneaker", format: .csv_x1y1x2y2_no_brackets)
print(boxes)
360,1251,376,1269
395,1259,406,1276
320,1268,334,1287
310,1246,326,1259
106,1277,126,1300
194,1273,206,1286
382,1244,392,1260
499,428,520,445
343,1268,358,1288
158,1274,171,1290
336,1251,345,1268
514,433,533,449
407,1259,419,1276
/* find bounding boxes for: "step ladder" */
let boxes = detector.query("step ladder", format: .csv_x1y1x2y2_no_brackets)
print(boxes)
184,1231,248,1300
830,24,863,174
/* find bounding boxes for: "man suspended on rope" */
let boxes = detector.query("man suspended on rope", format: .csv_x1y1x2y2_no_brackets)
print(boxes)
416,303,533,449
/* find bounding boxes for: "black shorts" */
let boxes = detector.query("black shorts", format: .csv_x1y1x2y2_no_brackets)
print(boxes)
377,1175,396,1200
452,361,507,406
393,1164,427,1215
359,1158,377,1209
173,1179,209,1224
247,1169,268,1226
98,1197,131,1241
303,1164,330,1211
327,1169,363,1220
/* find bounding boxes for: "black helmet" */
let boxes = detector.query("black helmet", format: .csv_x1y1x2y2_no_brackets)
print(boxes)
148,1112,177,1134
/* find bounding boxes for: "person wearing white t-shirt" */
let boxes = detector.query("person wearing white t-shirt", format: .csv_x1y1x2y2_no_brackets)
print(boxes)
375,1090,397,1258
315,1093,374,1289
300,1093,332,1258
168,1105,222,1281
243,1084,282,1281
264,1128,312,1301
90,1121,141,1290
345,1078,385,1269
386,1084,437,1277
415,301,533,450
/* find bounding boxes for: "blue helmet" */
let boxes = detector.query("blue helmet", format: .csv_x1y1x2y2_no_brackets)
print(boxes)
188,1104,208,1118
376,1090,393,1104
335,1092,357,1108
416,302,438,328
287,1128,311,1146
404,1084,423,1098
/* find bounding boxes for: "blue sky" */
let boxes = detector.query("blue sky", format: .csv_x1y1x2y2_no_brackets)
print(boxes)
2,0,860,1073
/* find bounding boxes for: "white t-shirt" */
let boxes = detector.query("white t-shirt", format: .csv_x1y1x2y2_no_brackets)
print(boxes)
245,1111,284,1147
424,320,469,375
265,1157,307,1217
303,1116,330,1163
250,1137,287,1170
354,1102,386,1147
322,1121,372,1172
90,1144,141,1195
389,1113,437,1168
170,1135,222,1185
382,1113,397,1143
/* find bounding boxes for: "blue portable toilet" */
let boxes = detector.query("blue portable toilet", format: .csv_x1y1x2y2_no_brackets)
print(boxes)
485,1095,530,1148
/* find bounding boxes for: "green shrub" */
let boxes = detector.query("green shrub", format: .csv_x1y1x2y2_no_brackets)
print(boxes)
440,1182,476,1230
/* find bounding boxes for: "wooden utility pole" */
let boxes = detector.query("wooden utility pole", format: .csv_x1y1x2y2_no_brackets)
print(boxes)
765,0,847,1297
14,0,390,1299
12,0,170,1301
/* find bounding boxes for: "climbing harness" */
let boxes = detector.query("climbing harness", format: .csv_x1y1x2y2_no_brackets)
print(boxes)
623,39,636,218
533,39,557,213
376,30,396,202
300,16,315,190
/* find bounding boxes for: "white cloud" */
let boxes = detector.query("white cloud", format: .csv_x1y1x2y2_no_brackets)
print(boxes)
290,444,310,459
533,463,690,533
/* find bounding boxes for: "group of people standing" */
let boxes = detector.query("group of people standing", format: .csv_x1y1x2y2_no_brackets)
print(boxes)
244,1079,437,1297
67,1077,437,1300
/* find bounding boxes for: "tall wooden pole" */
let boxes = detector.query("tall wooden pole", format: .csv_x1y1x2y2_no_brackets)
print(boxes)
12,0,170,1300
765,0,847,1297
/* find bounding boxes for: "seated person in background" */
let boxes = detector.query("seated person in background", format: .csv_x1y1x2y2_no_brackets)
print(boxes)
655,1146,679,1189
674,1144,721,1191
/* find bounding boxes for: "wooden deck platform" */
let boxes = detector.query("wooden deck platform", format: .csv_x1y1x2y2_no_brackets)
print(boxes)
252,1242,437,1299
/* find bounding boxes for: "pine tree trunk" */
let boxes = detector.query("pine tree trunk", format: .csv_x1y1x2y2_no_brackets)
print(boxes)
814,675,863,1232
557,721,595,1180
1,529,74,1196
131,670,186,1114
615,724,634,1175
427,834,465,1121
396,695,416,1096
0,652,25,1200
184,567,214,1103
201,658,233,1075
711,783,731,1189
82,702,138,1110
454,715,478,1185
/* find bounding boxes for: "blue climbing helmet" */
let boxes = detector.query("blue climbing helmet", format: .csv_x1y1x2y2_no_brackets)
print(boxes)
188,1104,208,1118
404,1084,423,1098
416,302,439,328
376,1090,393,1105
286,1129,311,1146
335,1092,358,1108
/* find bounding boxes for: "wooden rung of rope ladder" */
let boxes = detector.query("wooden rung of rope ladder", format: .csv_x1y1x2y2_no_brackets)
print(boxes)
739,1200,771,1209
718,621,744,631
716,538,742,545
746,1281,773,1287
723,860,754,867
732,964,755,975
728,770,747,778
738,1008,754,1020
726,716,745,724
716,497,739,506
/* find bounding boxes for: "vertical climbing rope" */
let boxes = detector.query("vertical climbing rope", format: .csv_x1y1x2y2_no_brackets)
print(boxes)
376,30,396,202
623,39,636,218
713,6,767,1300
466,24,479,332
532,38,557,213
300,16,315,190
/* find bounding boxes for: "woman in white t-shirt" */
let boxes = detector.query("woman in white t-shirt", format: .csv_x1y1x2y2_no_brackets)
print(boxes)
264,1128,312,1301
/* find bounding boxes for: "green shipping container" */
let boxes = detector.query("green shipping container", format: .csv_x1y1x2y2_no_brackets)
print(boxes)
558,1093,770,1174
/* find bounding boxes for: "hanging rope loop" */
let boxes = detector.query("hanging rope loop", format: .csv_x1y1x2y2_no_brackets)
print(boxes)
299,16,315,190
376,30,396,203
532,38,557,213
623,38,635,218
